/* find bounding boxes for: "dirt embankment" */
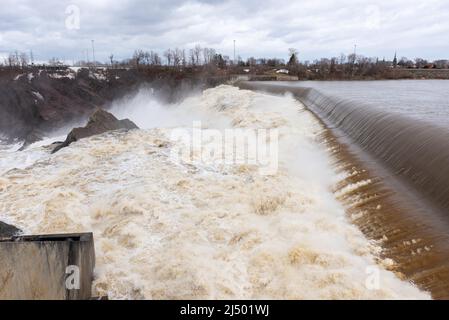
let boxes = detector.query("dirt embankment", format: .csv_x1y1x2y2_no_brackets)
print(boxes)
0,67,226,143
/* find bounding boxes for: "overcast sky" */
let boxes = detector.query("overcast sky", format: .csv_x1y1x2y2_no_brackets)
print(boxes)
0,0,448,63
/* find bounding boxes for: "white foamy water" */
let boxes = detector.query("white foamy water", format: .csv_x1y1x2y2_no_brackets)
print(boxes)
0,85,429,299
0,136,65,175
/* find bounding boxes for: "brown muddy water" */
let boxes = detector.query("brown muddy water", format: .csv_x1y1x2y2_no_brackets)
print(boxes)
238,81,449,299
0,85,432,299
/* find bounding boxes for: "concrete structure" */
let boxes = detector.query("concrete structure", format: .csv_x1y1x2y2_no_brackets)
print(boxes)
0,233,95,300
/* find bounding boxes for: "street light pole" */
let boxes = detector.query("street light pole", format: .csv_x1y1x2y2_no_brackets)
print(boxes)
233,40,236,65
91,40,96,67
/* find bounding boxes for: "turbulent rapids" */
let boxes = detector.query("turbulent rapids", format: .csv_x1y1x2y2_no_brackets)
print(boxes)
238,82,449,298
0,85,429,299
239,82,449,215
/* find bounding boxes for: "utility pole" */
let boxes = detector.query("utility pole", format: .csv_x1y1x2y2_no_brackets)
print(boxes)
91,40,96,67
233,40,236,65
91,40,95,67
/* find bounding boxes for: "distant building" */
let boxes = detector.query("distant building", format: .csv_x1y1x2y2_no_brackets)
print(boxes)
276,69,289,74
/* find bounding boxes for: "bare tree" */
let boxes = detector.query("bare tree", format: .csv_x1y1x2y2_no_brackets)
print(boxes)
14,51,20,66
202,47,210,65
202,47,216,65
143,51,150,65
19,52,29,68
182,49,186,67
173,48,183,67
133,49,145,68
163,49,173,66
434,59,449,69
189,49,196,66
194,45,202,65
347,53,356,65
7,53,17,67
415,58,429,69
398,57,414,68
150,51,161,65
5,51,30,68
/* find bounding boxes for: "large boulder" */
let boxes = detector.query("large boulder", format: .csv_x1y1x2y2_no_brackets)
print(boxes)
52,109,138,153
0,221,21,238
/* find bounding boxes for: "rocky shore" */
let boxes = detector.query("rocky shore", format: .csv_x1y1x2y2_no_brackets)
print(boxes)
0,107,138,237
0,67,227,146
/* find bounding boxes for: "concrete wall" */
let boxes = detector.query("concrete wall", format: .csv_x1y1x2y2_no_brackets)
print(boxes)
0,233,95,300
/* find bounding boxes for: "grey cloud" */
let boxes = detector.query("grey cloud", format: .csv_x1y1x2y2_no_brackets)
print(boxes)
0,0,448,63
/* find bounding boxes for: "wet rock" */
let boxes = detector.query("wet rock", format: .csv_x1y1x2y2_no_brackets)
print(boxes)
18,129,45,151
0,221,21,238
52,109,138,153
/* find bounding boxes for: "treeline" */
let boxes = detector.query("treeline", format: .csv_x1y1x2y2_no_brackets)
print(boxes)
292,54,449,80
2,47,449,80
0,45,280,69
1,50,34,68
127,46,228,69
124,46,286,69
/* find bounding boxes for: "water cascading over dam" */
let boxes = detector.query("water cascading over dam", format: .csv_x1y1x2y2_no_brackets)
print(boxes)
0,85,430,299
237,81,449,298
238,82,449,214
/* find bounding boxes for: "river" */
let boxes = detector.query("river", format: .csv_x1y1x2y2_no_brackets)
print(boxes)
266,80,449,127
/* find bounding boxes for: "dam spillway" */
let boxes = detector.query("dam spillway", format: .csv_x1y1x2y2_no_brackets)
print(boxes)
237,81,449,298
237,81,449,216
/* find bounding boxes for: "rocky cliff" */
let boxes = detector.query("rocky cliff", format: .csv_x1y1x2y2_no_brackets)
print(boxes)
0,67,225,143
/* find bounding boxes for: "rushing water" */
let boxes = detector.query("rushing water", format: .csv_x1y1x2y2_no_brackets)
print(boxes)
250,81,449,214
240,81,449,298
266,80,449,127
0,85,428,299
